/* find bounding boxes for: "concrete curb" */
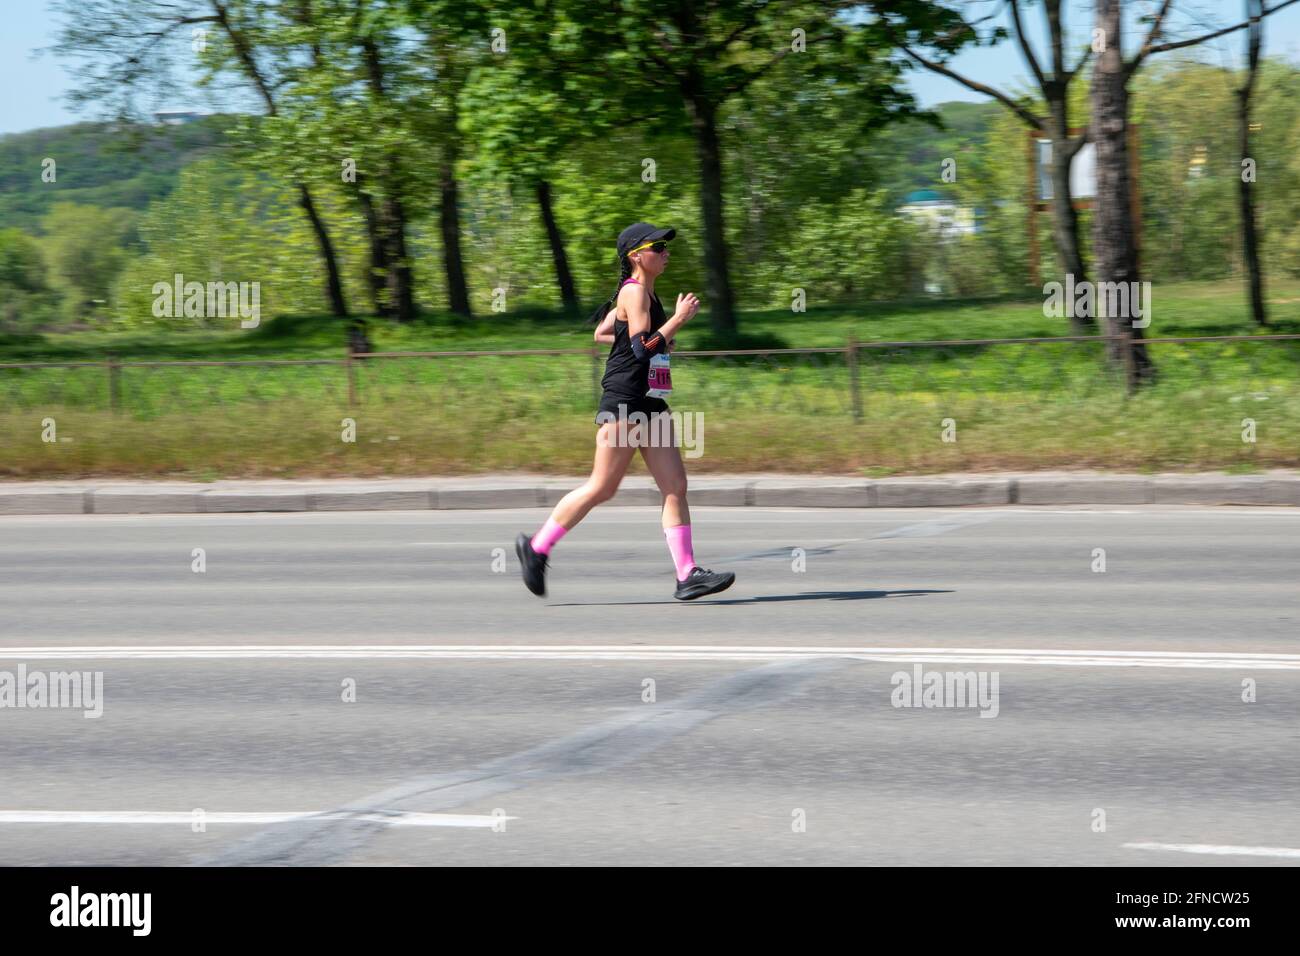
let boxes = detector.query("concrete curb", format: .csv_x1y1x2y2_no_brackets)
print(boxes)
2,473,1298,515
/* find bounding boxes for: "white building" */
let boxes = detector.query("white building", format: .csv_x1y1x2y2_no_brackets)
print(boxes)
896,189,979,237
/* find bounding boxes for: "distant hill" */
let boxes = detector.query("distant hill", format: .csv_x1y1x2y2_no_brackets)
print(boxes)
0,116,232,233
928,99,1005,138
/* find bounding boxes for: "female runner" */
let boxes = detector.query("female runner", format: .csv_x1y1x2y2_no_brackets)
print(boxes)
515,222,735,601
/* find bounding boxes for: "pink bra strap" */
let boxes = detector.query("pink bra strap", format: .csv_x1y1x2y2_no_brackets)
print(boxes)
620,277,640,286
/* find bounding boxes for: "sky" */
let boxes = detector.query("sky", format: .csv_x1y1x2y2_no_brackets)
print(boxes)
3,0,1299,137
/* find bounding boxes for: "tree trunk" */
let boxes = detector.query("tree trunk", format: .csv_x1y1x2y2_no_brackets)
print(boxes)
535,179,579,313
298,181,370,351
359,35,417,323
381,194,416,322
1047,157,1086,279
1238,0,1267,327
685,93,737,338
1044,101,1092,334
296,183,350,320
355,189,393,318
1041,1,1089,302
1091,0,1155,389
440,152,472,317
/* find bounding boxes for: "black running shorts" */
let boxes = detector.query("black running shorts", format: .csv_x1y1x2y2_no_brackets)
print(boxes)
594,393,669,425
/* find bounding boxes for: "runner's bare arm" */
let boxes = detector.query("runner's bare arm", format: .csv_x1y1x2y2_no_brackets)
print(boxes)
594,309,616,344
621,284,686,351
619,282,652,338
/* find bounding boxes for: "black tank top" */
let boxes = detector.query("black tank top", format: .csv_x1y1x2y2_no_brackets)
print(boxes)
600,282,668,400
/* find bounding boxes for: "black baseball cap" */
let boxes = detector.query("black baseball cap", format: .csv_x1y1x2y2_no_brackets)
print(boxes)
617,222,676,258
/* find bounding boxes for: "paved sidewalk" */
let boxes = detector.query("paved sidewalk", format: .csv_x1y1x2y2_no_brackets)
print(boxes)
2,471,1298,515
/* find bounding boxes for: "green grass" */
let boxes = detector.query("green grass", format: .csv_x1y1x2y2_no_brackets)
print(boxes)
3,279,1299,479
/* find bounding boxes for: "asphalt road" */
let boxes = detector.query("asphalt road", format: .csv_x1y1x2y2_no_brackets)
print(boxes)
1,506,1298,865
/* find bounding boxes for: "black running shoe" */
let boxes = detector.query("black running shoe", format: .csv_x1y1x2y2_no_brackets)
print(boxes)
515,532,548,597
674,566,735,601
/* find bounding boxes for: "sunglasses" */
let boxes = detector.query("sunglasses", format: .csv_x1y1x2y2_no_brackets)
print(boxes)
627,240,669,255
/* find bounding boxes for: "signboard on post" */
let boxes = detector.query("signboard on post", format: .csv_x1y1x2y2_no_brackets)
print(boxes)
1027,126,1140,286
1036,138,1097,201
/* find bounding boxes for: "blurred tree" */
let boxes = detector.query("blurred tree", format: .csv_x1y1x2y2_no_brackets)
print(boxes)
208,0,359,326
276,0,423,323
1132,63,1237,282
234,0,489,323
42,203,137,321
210,0,393,345
289,0,490,320
547,0,965,338
0,229,49,295
1254,62,1300,281
49,0,354,329
1092,0,1155,384
112,158,366,327
889,0,1096,332
1236,0,1267,326
1091,0,1297,388
405,0,490,319
458,0,626,315
0,228,56,330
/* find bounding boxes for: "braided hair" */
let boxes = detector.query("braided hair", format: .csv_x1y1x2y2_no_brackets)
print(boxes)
587,252,634,325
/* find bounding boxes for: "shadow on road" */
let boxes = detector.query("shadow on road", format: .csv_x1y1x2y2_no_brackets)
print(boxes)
549,588,953,607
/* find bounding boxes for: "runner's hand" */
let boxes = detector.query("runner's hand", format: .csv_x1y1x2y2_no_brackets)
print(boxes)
674,293,700,324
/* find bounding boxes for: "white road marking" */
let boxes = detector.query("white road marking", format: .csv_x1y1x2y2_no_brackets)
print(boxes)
2,645,1298,669
1124,842,1300,859
0,810,510,828
0,583,449,593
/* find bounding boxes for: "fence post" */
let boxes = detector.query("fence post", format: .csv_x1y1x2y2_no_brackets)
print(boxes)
847,334,863,423
107,355,121,413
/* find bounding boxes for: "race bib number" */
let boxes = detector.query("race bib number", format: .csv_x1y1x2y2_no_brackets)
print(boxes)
647,352,672,398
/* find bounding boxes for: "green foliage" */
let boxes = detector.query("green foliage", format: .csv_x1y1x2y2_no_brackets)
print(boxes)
744,188,914,306
111,159,369,329
0,227,59,330
21,0,1300,333
0,227,48,293
1130,59,1300,284
41,202,137,321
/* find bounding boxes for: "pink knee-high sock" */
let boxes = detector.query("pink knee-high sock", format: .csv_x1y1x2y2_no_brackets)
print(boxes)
664,524,697,581
530,517,568,555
